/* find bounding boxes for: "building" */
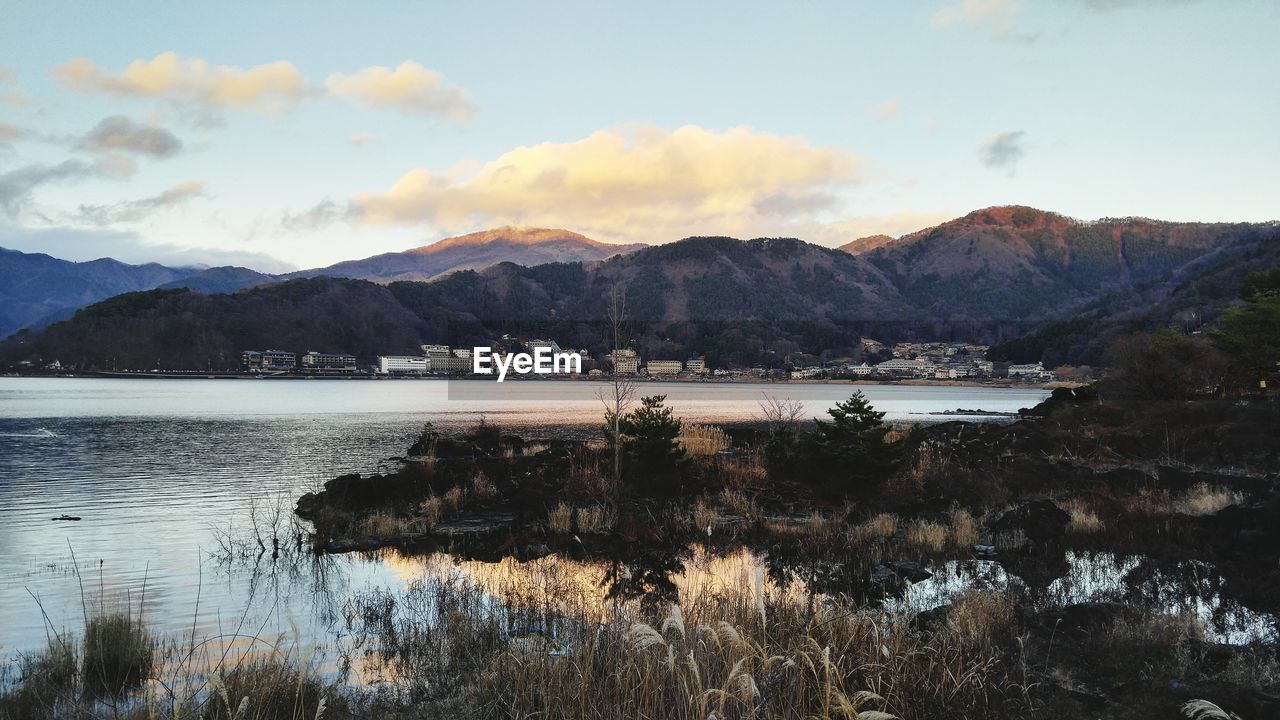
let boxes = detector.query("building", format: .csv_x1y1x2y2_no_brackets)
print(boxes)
427,355,471,373
526,339,562,354
646,359,683,375
1008,362,1046,378
686,356,707,374
301,351,357,374
973,360,995,375
874,358,935,377
241,349,296,371
846,362,873,376
378,355,428,375
608,349,640,375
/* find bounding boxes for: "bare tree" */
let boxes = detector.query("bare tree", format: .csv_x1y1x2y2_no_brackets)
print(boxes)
757,394,805,430
598,284,636,484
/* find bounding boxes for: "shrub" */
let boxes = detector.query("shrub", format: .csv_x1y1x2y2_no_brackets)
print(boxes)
83,614,153,696
617,395,688,495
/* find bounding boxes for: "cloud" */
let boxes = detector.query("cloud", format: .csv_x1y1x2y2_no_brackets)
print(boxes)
871,98,901,121
75,115,182,157
932,0,1038,42
978,130,1027,173
281,198,342,232
52,52,306,113
0,66,13,83
349,132,375,147
324,62,476,119
0,224,295,272
0,157,136,216
0,122,27,151
348,125,862,243
74,181,205,225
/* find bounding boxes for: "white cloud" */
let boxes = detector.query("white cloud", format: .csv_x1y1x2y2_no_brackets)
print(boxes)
325,62,475,118
932,0,1037,42
349,125,863,243
979,130,1027,173
53,52,307,114
52,53,477,121
74,181,205,225
349,132,375,147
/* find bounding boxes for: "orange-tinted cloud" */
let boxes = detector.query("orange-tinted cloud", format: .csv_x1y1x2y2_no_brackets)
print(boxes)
324,62,475,119
350,125,863,243
53,52,306,111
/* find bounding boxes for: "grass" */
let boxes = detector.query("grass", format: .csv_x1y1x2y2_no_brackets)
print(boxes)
1173,483,1242,516
947,509,979,547
905,520,948,553
1063,498,1104,534
83,614,154,697
547,502,573,534
676,423,730,456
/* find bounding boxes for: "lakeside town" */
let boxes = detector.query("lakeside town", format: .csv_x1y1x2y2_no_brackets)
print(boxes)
227,338,1057,383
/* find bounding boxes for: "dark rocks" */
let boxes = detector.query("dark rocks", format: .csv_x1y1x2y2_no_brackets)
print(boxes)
992,500,1069,546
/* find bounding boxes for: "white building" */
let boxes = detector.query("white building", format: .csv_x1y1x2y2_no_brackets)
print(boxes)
686,356,707,374
646,359,683,375
875,358,936,377
609,349,640,375
378,355,428,375
846,362,873,376
1008,362,1046,378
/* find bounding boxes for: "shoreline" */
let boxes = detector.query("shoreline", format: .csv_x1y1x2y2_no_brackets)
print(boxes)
0,371,1070,390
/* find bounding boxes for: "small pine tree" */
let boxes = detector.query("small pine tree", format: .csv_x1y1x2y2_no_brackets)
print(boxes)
617,394,688,495
807,391,902,495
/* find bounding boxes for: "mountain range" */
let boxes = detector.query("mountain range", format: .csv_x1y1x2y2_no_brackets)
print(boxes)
2,207,1276,369
0,227,643,339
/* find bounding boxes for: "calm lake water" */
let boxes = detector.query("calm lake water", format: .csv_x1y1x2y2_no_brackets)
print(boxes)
0,377,1049,660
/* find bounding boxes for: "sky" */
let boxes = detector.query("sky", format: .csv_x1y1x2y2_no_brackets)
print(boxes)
0,0,1277,271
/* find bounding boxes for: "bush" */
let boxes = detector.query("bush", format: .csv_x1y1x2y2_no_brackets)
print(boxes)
617,395,688,495
805,391,904,496
83,614,153,696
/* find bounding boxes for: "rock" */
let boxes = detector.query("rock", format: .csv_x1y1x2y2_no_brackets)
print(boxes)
992,500,1069,546
973,544,997,558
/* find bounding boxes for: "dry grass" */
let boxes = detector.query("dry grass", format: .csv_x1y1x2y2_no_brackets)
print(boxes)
419,495,443,527
358,511,411,537
945,591,1015,651
718,489,762,523
470,472,498,502
892,441,948,494
677,423,730,456
576,504,614,534
548,502,573,535
947,509,979,547
523,442,552,456
855,512,898,543
1173,483,1242,516
905,520,948,553
692,498,719,535
1063,498,1104,534
443,486,467,512
718,452,768,490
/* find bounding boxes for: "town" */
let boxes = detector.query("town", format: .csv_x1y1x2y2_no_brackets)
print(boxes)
234,338,1056,383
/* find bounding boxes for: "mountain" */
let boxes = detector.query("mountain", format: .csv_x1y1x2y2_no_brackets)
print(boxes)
158,266,277,294
0,247,200,339
838,234,895,255
0,227,638,340
290,227,645,283
0,236,917,370
5,209,1277,370
1,278,432,370
854,206,1277,322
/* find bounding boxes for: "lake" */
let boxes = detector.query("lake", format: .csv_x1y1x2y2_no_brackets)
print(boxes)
0,377,1050,659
